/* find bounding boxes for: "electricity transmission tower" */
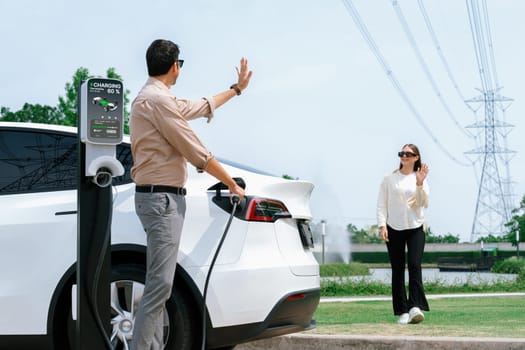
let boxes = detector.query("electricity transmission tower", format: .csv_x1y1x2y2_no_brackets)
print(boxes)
465,0,515,242
465,90,514,242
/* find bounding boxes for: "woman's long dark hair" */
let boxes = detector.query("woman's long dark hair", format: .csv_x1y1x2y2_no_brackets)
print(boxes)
399,143,422,172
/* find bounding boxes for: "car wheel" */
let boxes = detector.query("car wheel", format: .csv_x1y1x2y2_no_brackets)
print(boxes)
61,263,198,350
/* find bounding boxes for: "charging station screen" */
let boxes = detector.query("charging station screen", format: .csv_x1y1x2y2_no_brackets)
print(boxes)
84,79,123,144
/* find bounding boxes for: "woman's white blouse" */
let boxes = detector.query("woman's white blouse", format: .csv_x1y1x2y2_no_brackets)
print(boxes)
377,170,429,231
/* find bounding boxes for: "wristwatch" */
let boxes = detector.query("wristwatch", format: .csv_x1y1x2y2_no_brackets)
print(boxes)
230,84,241,96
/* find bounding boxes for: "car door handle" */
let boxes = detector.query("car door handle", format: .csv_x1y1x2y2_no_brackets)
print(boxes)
55,210,78,216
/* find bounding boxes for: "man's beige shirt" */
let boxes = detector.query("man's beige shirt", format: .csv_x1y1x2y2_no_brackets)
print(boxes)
130,77,216,187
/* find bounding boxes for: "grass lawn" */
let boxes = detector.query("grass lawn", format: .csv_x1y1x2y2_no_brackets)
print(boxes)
311,296,525,338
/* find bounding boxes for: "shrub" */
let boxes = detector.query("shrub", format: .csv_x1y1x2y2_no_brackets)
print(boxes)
320,277,525,297
320,263,369,277
321,279,390,296
492,256,525,275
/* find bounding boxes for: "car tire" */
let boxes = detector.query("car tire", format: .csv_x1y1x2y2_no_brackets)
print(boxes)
59,263,199,350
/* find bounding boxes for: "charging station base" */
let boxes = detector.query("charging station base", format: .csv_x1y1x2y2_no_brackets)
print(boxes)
76,143,112,350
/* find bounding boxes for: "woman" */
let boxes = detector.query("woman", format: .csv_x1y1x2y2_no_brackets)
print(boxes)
377,144,430,325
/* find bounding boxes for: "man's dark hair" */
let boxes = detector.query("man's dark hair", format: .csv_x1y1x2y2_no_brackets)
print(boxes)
146,39,180,76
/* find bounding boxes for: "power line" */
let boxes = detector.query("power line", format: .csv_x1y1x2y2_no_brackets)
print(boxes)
417,0,475,112
481,0,500,89
467,0,495,91
391,0,472,138
341,0,471,167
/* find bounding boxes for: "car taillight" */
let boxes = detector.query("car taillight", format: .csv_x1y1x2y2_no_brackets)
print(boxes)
245,198,291,222
287,293,306,301
210,188,292,222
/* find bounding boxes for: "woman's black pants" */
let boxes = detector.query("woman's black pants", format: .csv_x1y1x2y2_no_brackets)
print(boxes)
385,225,429,315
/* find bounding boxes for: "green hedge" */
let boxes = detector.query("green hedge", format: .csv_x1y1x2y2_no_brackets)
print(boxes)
492,257,525,275
351,250,518,264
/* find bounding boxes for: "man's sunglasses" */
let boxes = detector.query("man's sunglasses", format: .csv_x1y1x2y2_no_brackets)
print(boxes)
398,151,417,158
177,59,184,68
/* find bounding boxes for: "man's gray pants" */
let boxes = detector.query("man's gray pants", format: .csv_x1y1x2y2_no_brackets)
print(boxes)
131,192,186,350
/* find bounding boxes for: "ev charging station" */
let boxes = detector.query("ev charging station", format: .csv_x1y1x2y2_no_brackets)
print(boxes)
77,78,124,350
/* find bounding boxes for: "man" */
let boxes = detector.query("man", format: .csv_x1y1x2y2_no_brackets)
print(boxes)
129,39,252,350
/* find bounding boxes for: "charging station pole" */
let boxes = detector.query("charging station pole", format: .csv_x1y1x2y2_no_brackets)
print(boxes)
77,78,124,350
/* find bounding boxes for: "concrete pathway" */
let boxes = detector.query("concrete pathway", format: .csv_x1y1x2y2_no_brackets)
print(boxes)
321,291,525,303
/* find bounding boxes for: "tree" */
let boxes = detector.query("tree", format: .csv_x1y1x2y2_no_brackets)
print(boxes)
425,226,460,243
57,67,130,133
348,223,382,244
504,195,525,246
1,67,130,133
475,234,507,243
57,67,89,126
0,104,62,124
345,222,461,244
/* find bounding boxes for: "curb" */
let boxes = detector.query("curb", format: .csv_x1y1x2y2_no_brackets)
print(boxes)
236,333,525,350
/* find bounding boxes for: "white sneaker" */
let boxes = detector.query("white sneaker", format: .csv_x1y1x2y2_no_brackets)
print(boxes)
397,313,409,325
408,307,425,324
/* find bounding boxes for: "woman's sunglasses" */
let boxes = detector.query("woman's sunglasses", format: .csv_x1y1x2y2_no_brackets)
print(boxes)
398,151,417,158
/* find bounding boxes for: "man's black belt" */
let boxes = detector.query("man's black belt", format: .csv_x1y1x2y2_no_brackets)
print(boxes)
135,185,187,196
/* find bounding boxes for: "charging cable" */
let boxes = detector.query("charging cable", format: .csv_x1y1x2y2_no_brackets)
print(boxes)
201,194,240,350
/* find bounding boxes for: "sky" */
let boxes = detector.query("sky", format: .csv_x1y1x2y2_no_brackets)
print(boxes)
1,0,524,243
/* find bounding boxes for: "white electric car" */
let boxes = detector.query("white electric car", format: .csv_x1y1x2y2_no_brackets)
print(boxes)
0,122,319,350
